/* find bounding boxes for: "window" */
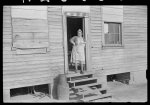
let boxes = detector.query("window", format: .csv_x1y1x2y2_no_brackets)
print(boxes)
104,22,122,46
11,6,49,54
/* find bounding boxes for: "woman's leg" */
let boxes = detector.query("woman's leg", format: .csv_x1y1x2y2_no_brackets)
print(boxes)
81,61,84,74
75,60,78,73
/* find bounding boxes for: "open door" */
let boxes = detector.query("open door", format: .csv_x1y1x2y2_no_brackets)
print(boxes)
63,12,90,74
66,16,87,73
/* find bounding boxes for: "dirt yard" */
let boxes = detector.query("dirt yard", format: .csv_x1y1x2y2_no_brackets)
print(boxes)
9,81,147,103
94,81,147,102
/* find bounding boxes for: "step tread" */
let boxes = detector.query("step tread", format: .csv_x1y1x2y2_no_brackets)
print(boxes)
81,93,112,102
68,76,89,82
77,87,107,95
68,77,98,83
66,72,93,78
71,82,104,89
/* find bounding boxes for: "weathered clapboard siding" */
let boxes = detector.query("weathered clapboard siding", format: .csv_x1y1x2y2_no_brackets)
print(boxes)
3,6,12,59
3,7,13,101
4,77,53,90
89,6,103,71
48,6,64,57
47,6,64,76
3,6,64,90
11,6,47,19
102,6,123,22
123,6,147,73
89,6,147,75
102,6,147,74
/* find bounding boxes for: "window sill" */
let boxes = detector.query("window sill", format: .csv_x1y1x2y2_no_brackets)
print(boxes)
102,44,124,49
14,48,48,55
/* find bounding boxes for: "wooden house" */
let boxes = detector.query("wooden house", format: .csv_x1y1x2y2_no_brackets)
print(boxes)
3,5,147,102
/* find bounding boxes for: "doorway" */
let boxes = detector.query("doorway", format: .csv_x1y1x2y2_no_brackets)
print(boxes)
66,16,87,73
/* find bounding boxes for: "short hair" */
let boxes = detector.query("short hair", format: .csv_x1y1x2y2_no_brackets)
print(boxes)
77,29,82,33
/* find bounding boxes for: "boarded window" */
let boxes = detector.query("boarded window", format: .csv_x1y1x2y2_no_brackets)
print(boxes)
104,22,122,45
11,6,49,54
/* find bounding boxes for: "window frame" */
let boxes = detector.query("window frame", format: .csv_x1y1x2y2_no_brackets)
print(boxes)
11,6,49,54
102,21,124,48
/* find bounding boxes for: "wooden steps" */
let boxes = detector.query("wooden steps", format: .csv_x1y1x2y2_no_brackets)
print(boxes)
66,72,112,102
80,93,112,102
66,72,93,81
77,87,107,95
72,82,103,89
66,72,93,78
68,77,97,84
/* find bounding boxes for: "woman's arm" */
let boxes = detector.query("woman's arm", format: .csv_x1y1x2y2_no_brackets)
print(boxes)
82,38,86,44
70,36,76,45
82,41,86,44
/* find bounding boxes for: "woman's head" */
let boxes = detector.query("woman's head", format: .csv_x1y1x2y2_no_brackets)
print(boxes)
77,29,82,37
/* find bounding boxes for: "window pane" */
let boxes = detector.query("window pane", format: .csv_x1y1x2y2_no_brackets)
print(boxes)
105,33,109,44
114,24,119,34
108,24,115,33
114,33,119,44
108,23,119,34
104,22,121,45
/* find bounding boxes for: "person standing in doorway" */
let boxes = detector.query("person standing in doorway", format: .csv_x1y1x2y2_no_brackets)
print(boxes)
70,29,86,74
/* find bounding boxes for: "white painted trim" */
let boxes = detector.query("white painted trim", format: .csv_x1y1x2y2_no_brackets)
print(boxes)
62,6,90,13
62,13,68,74
84,17,91,72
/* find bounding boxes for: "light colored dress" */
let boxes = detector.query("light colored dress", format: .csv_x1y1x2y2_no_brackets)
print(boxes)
70,36,85,64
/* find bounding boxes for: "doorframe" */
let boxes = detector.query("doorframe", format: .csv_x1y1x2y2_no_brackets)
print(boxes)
62,12,91,74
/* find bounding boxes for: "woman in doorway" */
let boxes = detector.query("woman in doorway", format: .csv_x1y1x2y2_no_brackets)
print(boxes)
70,29,86,74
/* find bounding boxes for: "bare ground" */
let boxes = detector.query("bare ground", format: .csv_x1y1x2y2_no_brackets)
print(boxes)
10,81,147,103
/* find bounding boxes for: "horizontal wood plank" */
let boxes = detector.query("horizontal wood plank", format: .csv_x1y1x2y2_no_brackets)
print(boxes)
11,8,47,19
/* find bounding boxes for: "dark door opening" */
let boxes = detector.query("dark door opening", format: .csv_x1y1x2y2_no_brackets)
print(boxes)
67,17,86,72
